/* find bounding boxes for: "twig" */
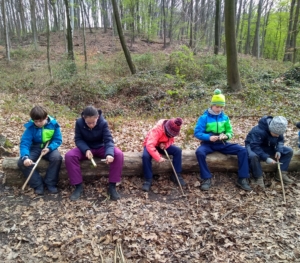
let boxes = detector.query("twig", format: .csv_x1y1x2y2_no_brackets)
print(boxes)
277,162,286,203
163,149,185,196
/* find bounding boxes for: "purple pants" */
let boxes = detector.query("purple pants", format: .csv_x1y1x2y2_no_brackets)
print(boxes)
65,147,124,185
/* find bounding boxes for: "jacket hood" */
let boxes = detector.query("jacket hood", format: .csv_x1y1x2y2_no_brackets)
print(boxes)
24,116,56,128
258,116,272,132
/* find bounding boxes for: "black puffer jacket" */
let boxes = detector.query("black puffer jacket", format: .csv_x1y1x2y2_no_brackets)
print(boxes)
245,116,284,161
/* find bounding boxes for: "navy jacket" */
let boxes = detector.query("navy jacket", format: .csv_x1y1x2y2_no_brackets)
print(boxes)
245,116,284,161
75,110,114,157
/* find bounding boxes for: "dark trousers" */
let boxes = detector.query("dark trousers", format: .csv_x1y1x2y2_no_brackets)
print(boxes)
142,145,182,181
195,142,249,179
18,145,62,189
247,146,293,178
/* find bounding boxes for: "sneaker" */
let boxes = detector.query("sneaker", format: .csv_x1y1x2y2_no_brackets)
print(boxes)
142,181,152,192
237,178,252,191
34,185,44,195
170,174,186,186
252,176,265,188
275,171,293,184
70,183,83,201
200,179,211,191
108,183,121,201
47,186,58,194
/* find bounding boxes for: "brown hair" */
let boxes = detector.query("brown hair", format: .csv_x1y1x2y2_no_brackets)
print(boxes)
30,106,48,120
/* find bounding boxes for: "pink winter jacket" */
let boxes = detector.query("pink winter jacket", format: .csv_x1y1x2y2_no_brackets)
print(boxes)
143,119,175,161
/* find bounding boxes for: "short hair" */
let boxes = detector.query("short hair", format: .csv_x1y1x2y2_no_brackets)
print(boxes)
82,106,99,118
30,106,48,120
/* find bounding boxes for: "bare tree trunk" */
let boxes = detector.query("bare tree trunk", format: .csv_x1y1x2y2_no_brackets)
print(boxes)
30,0,38,49
244,0,253,54
261,0,273,57
45,0,52,78
169,0,175,43
162,0,167,48
50,0,59,31
19,0,26,37
111,0,136,74
238,0,247,53
2,0,10,61
80,0,87,72
225,0,242,91
64,0,75,61
82,1,93,33
101,0,108,33
292,0,300,63
252,0,263,58
236,0,243,38
283,0,296,61
189,0,193,48
214,0,221,54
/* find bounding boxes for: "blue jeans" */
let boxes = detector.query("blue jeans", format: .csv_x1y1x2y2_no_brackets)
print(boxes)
142,145,182,181
18,145,62,189
247,145,293,178
195,142,249,179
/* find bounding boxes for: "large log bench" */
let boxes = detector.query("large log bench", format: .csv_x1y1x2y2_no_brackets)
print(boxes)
2,150,300,186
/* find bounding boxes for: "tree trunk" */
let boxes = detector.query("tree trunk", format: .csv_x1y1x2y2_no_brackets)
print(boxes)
225,0,242,91
236,0,243,38
30,0,38,49
80,0,87,72
291,0,300,63
162,0,167,48
214,0,221,55
252,0,263,58
189,0,193,48
19,0,26,37
244,0,253,54
45,0,52,78
1,0,10,61
261,0,273,58
111,0,136,74
50,0,59,31
283,0,296,62
64,0,75,61
4,151,300,186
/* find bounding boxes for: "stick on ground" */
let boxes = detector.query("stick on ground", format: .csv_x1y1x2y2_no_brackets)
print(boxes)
277,162,286,203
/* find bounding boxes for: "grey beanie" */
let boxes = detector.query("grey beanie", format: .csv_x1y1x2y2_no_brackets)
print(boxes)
269,116,287,135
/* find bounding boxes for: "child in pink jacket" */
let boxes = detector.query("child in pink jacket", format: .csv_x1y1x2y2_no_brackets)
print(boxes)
142,118,185,191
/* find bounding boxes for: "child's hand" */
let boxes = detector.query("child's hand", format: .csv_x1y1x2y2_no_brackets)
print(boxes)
158,157,166,163
219,133,228,140
86,150,93,159
210,136,219,142
266,158,276,164
24,159,33,167
106,155,114,164
159,143,166,150
41,148,49,156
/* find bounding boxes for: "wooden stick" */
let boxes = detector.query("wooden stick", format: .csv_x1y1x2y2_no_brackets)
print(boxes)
21,141,50,191
277,162,286,203
163,149,185,196
91,157,97,167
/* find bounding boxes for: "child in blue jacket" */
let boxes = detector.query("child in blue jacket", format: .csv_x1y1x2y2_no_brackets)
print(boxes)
18,106,63,195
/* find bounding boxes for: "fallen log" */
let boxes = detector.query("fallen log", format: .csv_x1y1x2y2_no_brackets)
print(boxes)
2,150,300,186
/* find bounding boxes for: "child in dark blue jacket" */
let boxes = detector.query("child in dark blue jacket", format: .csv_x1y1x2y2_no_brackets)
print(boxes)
65,106,124,201
245,116,294,188
18,106,63,195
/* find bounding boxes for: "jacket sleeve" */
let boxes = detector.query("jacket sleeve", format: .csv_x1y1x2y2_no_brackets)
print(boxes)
224,118,233,140
102,121,115,157
194,116,210,141
20,128,34,158
276,136,284,153
74,121,90,154
145,128,162,161
248,132,269,161
48,123,62,151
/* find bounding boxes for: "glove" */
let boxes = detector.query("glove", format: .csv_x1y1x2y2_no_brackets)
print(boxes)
266,158,275,164
275,152,281,160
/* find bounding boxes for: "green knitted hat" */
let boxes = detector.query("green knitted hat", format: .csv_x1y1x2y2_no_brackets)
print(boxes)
211,89,225,106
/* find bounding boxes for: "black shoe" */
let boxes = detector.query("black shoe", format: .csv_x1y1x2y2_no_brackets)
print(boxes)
170,174,186,186
108,183,121,201
70,183,83,201
34,185,44,195
142,181,152,192
237,178,252,191
200,179,211,191
47,185,58,194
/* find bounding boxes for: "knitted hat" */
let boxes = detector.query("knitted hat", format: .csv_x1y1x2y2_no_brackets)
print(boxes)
165,118,183,137
269,116,288,135
211,89,225,106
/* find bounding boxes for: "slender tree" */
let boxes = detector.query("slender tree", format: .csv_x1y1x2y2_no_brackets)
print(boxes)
64,0,75,61
291,0,300,63
111,0,136,74
45,0,52,78
252,0,263,58
214,0,221,54
1,0,10,61
244,0,253,54
80,0,87,72
225,0,242,91
30,0,38,49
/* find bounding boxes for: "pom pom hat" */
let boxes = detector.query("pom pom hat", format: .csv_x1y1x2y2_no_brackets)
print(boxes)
211,89,225,106
165,118,183,137
269,116,288,135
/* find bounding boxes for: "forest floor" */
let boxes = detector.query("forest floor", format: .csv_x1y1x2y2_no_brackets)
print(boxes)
1,28,300,262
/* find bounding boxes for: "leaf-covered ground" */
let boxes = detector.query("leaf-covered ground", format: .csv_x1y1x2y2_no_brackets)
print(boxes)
1,99,300,262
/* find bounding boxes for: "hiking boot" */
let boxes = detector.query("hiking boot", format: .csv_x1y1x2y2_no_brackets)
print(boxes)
237,178,252,191
70,183,83,201
142,181,152,192
275,171,293,185
170,174,186,186
34,185,44,195
252,176,265,188
200,179,211,191
47,185,58,194
108,183,121,201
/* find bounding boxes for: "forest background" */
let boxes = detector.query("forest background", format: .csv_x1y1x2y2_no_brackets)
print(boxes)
0,0,300,262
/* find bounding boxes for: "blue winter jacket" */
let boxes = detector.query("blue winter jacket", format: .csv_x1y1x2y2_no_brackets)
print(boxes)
75,110,114,157
245,116,284,161
20,116,62,158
